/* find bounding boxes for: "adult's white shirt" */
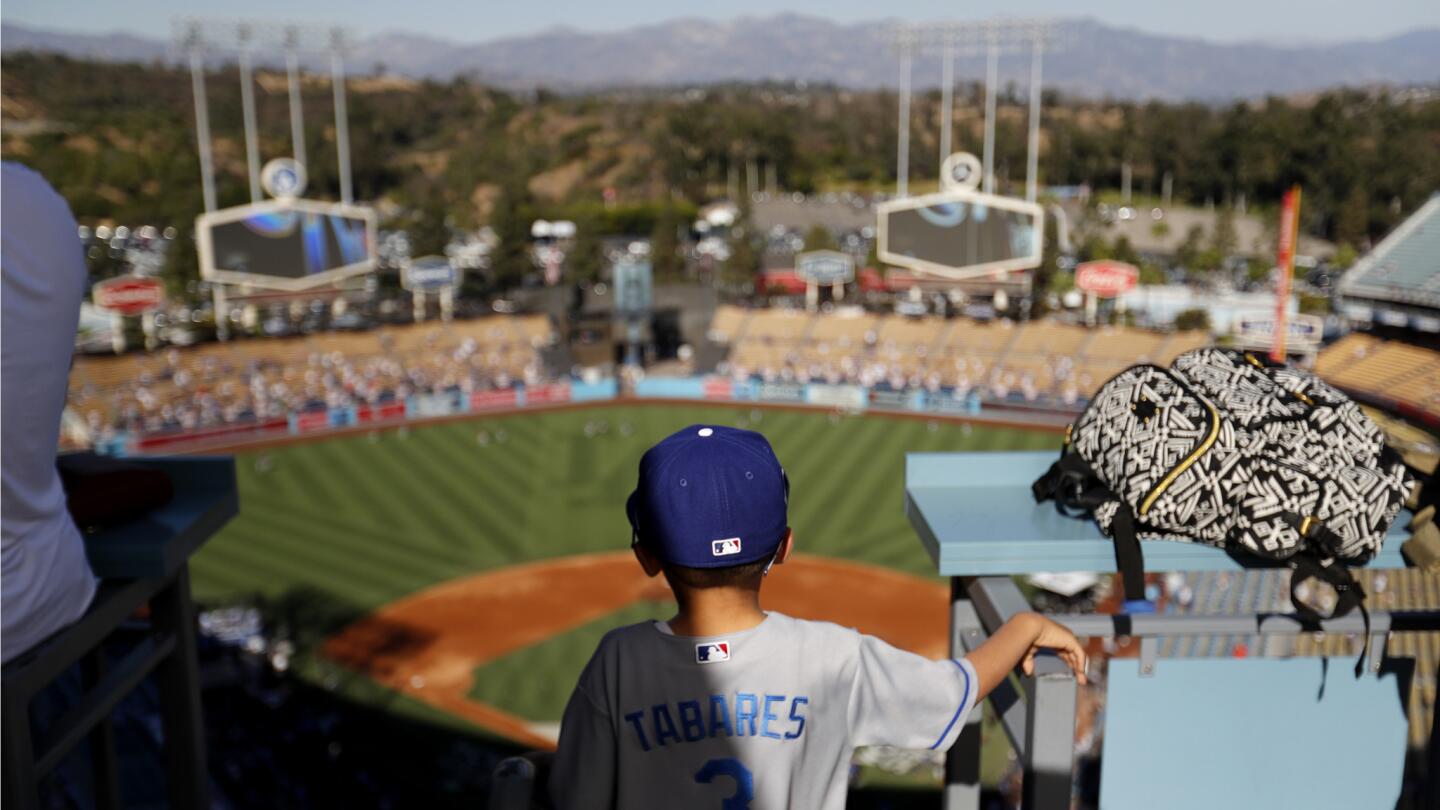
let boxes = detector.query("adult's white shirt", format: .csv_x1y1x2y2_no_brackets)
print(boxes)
2,162,98,664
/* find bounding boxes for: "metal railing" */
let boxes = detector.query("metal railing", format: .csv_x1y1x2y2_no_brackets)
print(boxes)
945,575,1435,810
1,457,237,810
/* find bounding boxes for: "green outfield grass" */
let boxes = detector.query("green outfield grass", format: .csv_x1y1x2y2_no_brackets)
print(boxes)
190,403,1059,762
193,404,1059,611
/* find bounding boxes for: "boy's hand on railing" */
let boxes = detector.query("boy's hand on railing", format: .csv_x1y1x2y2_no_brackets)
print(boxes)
1019,612,1088,685
966,611,1088,699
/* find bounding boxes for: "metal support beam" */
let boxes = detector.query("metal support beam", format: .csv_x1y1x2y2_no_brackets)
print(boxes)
238,40,262,203
896,43,912,199
1052,609,1399,639
966,576,1078,810
939,40,954,179
331,45,353,204
945,577,982,810
982,40,998,195
967,576,1033,628
1022,666,1077,809
152,569,209,810
80,649,119,810
34,635,175,778
1025,39,1043,202
187,49,217,213
1,684,37,810
286,44,307,168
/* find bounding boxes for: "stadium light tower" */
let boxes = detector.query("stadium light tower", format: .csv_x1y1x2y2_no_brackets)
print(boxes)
890,27,920,199
888,19,1058,202
171,18,357,206
171,18,361,340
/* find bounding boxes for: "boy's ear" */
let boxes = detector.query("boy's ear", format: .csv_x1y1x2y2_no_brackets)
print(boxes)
632,540,664,578
773,528,794,566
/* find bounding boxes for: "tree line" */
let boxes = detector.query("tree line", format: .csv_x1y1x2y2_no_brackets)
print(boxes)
3,52,1436,287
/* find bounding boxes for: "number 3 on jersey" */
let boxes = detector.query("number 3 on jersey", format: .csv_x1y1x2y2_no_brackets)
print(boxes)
694,757,754,809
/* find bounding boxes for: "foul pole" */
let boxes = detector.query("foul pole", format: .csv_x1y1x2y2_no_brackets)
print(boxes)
1271,185,1301,363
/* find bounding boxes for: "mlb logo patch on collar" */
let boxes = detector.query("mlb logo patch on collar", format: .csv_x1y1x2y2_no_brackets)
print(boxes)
711,537,742,557
696,641,731,664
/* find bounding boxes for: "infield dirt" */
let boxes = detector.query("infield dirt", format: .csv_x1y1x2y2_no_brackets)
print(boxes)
324,552,949,749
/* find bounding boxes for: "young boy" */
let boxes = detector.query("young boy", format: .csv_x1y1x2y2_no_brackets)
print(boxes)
550,425,1087,809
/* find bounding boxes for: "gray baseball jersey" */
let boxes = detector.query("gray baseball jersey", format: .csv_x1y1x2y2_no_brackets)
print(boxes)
549,612,978,810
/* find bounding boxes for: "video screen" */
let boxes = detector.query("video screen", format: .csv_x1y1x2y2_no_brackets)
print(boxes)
210,209,371,279
885,200,1038,270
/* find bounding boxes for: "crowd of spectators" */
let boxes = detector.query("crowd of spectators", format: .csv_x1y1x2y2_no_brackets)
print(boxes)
711,305,1212,407
66,315,555,441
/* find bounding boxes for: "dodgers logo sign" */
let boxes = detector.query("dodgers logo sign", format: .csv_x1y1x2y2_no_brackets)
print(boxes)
712,538,742,557
696,641,731,664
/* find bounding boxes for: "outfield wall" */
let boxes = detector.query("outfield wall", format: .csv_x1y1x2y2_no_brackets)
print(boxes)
110,375,1068,456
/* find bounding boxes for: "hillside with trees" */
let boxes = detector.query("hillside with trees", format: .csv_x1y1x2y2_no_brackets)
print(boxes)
3,52,1438,287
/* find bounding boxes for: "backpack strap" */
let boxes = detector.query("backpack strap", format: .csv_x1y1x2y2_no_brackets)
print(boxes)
1107,502,1149,610
1033,452,1148,606
1289,553,1371,678
1032,451,1091,512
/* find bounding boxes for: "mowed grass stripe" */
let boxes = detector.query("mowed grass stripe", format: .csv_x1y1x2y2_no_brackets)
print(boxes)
298,437,419,537
372,434,493,548
228,502,433,594
263,494,482,574
256,441,429,547
405,426,535,561
787,417,895,554
207,507,422,606
239,499,471,591
194,521,399,609
271,439,354,514
765,410,853,538
335,436,478,550
426,415,541,510
312,438,474,555
426,432,544,544
803,419,930,567
765,410,840,507
799,420,939,571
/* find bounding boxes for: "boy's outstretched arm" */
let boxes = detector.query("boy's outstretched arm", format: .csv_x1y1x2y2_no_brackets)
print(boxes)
964,611,1087,700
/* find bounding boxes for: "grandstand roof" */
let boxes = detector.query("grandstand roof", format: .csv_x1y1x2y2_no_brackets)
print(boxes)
1339,195,1440,324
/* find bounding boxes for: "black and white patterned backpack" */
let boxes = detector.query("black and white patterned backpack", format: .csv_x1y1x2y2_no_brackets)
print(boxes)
1033,348,1411,653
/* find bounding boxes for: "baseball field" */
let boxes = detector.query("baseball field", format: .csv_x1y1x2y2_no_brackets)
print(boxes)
190,402,1061,756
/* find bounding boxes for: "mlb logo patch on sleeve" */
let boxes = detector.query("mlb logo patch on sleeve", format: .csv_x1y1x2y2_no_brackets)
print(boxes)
696,641,731,663
711,537,742,557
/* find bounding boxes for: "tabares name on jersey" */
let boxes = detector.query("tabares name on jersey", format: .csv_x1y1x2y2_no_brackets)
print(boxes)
624,692,810,752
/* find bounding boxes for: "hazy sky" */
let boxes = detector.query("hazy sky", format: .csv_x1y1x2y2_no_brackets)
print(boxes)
5,0,1437,44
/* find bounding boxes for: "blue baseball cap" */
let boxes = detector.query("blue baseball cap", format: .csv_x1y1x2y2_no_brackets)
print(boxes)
626,425,789,568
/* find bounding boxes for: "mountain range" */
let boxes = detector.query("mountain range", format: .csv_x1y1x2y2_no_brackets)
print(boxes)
4,15,1438,101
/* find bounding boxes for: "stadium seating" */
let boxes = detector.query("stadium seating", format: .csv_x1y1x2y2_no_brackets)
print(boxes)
710,306,1440,422
706,305,750,344
1315,335,1440,423
713,307,1217,403
1340,195,1440,311
67,315,558,438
